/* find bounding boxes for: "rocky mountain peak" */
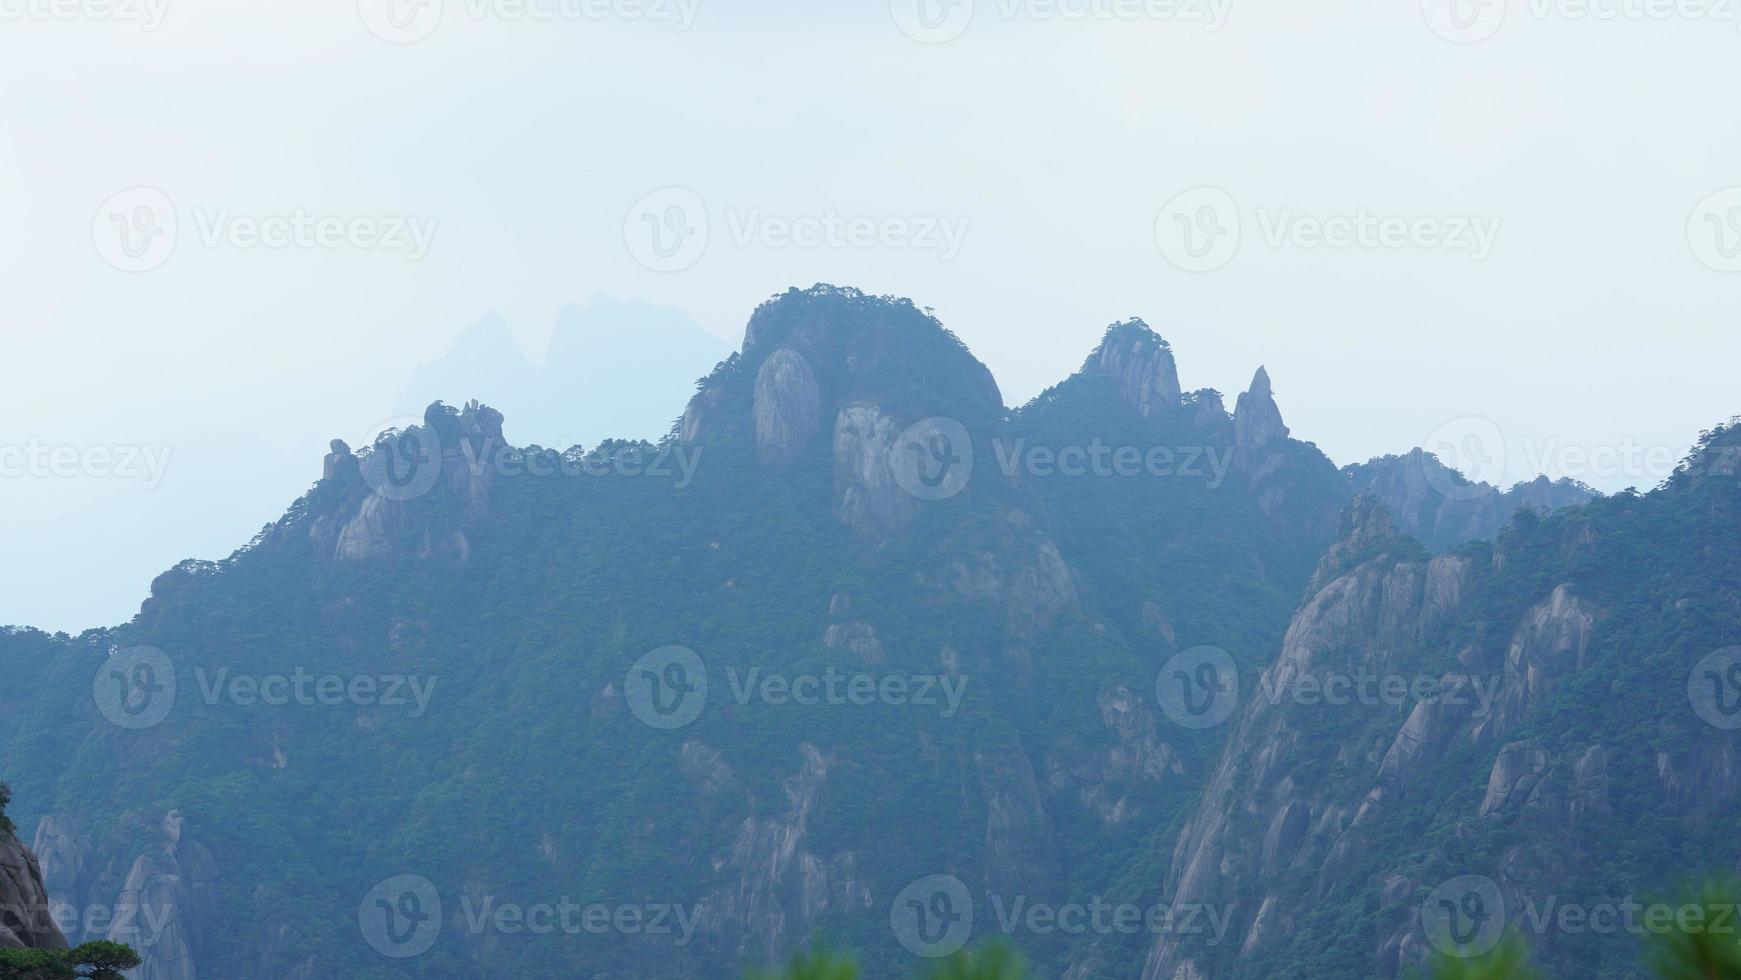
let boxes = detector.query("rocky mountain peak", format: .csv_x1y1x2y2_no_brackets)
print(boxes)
1084,318,1181,419
1234,365,1290,448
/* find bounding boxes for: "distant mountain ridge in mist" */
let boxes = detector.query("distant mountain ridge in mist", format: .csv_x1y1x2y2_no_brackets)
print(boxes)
396,292,732,449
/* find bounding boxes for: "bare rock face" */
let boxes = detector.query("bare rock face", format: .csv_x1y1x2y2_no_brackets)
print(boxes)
312,400,507,562
105,810,218,980
1479,741,1550,818
695,744,871,966
320,439,355,482
0,791,67,951
29,816,89,943
1234,367,1289,449
832,403,919,538
1142,499,1477,980
753,348,823,465
1474,585,1597,744
680,384,725,442
1089,321,1181,418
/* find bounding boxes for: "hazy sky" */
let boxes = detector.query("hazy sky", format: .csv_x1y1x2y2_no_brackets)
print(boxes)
4,0,1741,631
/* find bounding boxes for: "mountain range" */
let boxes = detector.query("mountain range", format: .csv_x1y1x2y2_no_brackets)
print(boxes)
5,284,1732,980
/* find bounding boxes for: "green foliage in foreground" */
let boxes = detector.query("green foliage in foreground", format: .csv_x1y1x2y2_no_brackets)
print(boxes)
763,886,1741,980
754,940,1030,980
0,942,142,980
1414,935,1542,980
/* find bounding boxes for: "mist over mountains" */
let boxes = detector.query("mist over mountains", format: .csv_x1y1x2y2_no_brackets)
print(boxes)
395,293,732,449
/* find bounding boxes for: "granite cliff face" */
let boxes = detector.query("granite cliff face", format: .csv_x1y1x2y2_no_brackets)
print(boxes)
0,786,66,952
1140,454,1741,978
308,399,506,562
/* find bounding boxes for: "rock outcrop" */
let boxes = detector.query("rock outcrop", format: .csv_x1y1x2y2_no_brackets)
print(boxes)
753,348,823,465
1233,367,1289,449
309,400,506,562
1087,320,1181,418
0,787,67,951
1345,449,1597,553
104,810,219,980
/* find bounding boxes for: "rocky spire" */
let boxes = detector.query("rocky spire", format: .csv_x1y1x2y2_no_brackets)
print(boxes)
1234,366,1289,448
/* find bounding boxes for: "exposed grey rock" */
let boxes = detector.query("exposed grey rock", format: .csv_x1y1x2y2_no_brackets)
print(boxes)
1233,367,1289,449
753,349,823,465
831,403,917,537
1480,741,1550,818
1090,321,1181,418
313,401,506,562
29,816,89,943
320,439,355,482
697,744,871,965
0,807,66,951
680,385,725,442
105,810,218,980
